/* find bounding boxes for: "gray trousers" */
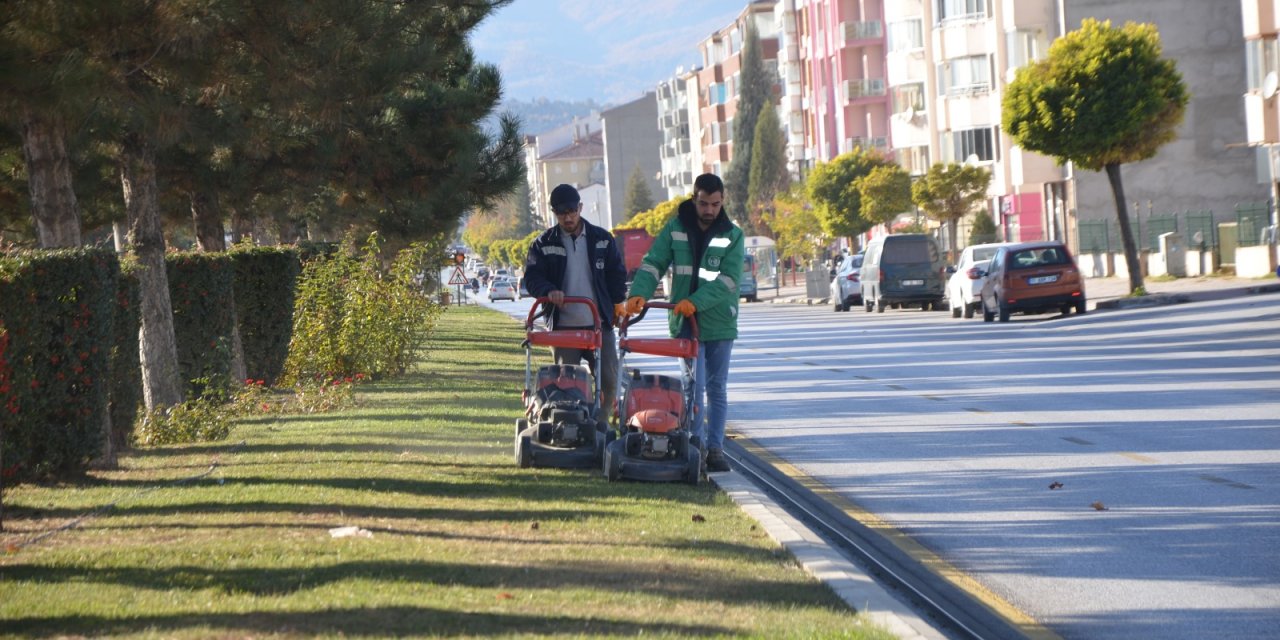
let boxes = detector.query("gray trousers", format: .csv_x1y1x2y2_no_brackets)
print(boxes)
551,326,618,423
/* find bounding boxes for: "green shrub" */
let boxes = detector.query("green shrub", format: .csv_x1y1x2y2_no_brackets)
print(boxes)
109,264,142,450
0,249,117,480
969,210,1000,245
166,252,236,398
136,393,233,446
229,246,300,385
282,233,442,382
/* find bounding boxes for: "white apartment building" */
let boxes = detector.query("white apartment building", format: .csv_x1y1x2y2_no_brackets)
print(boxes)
656,68,701,200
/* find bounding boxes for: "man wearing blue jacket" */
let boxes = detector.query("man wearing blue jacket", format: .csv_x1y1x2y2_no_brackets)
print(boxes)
523,184,627,422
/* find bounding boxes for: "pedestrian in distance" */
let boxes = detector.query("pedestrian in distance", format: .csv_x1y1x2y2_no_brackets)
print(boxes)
523,184,628,423
622,173,743,473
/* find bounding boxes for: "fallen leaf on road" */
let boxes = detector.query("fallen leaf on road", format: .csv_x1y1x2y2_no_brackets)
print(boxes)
1049,482,1064,490
691,514,706,522
1091,501,1109,511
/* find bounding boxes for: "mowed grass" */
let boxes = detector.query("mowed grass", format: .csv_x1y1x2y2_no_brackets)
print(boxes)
0,305,891,639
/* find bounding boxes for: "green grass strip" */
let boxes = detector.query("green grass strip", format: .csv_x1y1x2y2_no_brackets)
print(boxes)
0,305,892,639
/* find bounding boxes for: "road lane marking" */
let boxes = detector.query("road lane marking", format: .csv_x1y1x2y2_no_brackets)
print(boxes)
1199,474,1256,490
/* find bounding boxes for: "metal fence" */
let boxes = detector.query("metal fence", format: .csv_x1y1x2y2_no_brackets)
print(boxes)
1077,209,1226,254
1234,201,1272,247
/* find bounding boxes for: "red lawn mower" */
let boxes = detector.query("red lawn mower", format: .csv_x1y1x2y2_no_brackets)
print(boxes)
515,296,614,469
603,301,704,485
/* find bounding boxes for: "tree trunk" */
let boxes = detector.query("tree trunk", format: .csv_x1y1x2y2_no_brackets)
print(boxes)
120,132,184,410
948,218,960,264
20,109,82,248
1104,163,1144,293
190,189,226,252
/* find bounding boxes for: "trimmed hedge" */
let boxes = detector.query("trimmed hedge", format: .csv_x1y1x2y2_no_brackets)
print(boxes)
166,252,236,398
0,249,117,480
229,247,300,385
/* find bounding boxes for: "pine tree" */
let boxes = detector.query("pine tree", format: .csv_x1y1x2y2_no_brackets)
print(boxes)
623,165,655,222
747,101,789,236
724,22,772,234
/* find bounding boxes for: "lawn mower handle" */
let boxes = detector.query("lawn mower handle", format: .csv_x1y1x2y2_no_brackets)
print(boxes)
523,296,601,331
621,301,699,341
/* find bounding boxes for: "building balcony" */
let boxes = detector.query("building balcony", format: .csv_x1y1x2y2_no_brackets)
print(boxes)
1243,0,1280,37
839,20,884,49
1245,92,1280,144
844,136,890,153
841,78,887,104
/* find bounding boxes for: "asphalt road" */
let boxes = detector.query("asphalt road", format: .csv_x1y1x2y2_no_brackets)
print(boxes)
727,295,1280,640
477,290,1280,639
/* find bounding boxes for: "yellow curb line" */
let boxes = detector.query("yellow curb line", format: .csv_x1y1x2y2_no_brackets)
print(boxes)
733,433,1063,640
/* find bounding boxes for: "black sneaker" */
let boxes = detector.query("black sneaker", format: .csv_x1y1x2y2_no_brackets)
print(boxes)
706,448,730,473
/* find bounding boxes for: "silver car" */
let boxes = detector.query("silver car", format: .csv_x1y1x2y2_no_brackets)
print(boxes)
946,242,1012,318
488,278,516,302
829,253,864,312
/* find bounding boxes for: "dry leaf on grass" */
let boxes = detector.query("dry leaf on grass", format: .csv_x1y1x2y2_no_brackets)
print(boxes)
530,522,539,530
691,514,706,523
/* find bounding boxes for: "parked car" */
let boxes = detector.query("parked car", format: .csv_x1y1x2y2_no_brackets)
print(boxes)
829,253,864,312
980,240,1086,322
946,242,1013,318
859,234,946,313
488,278,516,302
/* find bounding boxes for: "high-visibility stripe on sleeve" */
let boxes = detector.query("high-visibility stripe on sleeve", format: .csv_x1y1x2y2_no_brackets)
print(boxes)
675,266,694,276
671,231,688,242
717,274,737,292
639,264,661,278
541,246,567,257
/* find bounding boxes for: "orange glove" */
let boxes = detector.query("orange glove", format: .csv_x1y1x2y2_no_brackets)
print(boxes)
673,299,696,317
624,296,646,315
613,303,628,327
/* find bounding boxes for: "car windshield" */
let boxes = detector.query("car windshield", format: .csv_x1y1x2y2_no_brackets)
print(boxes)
1010,247,1070,269
972,246,1001,262
882,239,937,264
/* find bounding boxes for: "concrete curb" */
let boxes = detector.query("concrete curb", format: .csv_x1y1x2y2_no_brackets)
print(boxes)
1095,293,1191,310
711,470,947,640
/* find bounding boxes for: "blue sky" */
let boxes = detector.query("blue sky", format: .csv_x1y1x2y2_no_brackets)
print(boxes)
470,0,751,106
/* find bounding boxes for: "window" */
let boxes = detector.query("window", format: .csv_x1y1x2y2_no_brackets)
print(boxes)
895,145,930,176
569,162,577,173
1007,29,1048,70
938,55,991,95
707,83,728,105
1246,37,1279,91
937,0,987,21
888,19,923,52
891,83,926,115
941,127,997,163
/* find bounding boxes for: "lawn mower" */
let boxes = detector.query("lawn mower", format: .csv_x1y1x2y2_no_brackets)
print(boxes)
603,301,703,485
515,296,613,469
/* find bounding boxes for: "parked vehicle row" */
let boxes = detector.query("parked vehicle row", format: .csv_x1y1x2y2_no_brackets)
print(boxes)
829,237,1087,323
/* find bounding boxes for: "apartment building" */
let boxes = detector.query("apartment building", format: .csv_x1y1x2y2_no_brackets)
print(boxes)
656,68,702,200
1243,0,1280,212
602,92,664,223
775,0,808,178
793,0,891,168
694,2,781,176
531,128,606,228
523,113,602,224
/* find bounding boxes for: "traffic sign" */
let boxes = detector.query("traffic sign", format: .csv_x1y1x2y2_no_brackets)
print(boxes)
448,266,468,285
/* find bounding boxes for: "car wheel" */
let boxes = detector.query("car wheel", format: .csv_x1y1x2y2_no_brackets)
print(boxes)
833,298,843,312
1076,298,1088,315
950,300,962,318
864,298,873,312
998,299,1011,323
1060,304,1072,315
876,299,886,313
963,302,975,319
983,303,994,322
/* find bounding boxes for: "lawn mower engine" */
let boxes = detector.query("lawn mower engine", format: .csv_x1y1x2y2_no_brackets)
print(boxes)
527,364,598,448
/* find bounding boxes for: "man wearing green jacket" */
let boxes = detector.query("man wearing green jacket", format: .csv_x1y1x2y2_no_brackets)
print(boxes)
624,174,743,472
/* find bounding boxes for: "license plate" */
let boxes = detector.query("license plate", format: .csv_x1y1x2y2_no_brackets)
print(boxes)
1028,275,1059,285
902,279,924,286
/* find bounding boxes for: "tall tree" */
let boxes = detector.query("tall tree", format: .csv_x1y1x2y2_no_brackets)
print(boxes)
805,148,894,241
623,165,655,222
1003,18,1188,294
747,100,788,236
724,21,771,234
762,184,823,271
911,163,991,260
857,164,914,229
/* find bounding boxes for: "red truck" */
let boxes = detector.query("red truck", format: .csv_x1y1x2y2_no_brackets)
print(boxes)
614,228,665,297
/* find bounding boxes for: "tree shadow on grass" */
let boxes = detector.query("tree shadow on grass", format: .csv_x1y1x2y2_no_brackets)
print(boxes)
2,557,830,609
4,606,731,638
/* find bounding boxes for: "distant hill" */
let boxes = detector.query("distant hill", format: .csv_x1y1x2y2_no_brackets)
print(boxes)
485,97,605,137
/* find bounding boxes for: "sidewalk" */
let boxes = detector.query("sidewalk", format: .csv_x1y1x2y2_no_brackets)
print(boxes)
754,273,1280,311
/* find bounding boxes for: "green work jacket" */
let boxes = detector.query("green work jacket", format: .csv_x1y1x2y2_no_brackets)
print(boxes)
628,200,744,342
